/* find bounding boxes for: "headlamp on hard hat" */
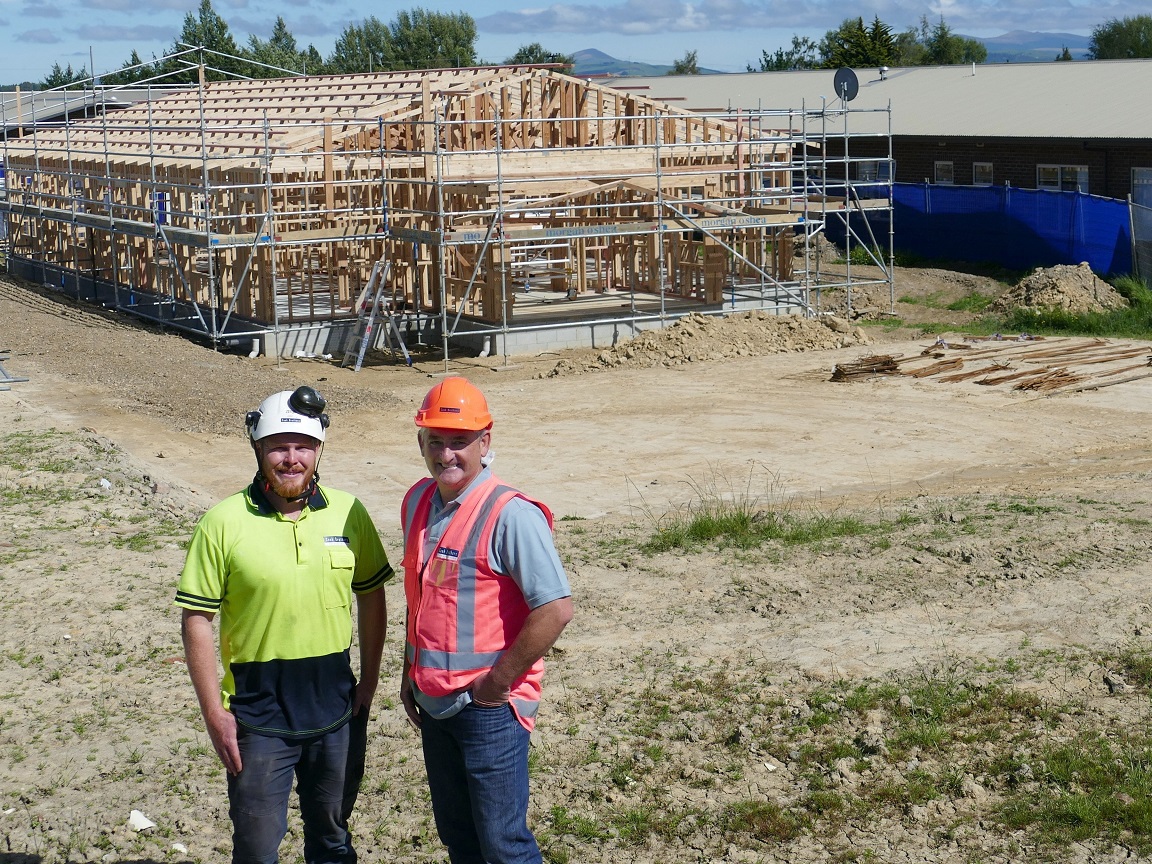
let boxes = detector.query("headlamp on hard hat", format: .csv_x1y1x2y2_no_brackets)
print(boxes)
288,386,329,426
246,386,330,442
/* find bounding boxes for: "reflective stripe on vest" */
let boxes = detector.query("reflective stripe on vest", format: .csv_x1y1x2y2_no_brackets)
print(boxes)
401,474,553,731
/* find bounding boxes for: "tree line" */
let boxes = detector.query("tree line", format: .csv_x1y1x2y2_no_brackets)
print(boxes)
34,0,573,89
25,5,1152,90
743,16,986,72
668,14,1152,74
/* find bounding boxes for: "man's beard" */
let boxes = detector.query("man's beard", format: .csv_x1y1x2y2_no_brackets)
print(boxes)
262,465,315,501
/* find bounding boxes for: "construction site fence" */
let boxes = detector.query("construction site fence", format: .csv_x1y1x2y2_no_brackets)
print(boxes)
1132,201,1152,285
831,182,1134,277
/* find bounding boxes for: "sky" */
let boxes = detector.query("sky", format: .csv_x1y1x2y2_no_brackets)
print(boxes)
0,0,1146,84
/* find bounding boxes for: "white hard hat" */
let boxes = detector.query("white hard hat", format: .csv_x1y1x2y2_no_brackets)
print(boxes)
246,387,329,442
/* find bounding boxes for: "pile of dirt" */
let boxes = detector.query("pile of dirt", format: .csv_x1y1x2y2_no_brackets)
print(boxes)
794,232,841,262
818,267,1007,323
542,310,870,377
991,262,1128,314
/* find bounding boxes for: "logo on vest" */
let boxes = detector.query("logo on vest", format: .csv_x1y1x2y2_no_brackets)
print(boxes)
324,535,350,545
431,547,459,586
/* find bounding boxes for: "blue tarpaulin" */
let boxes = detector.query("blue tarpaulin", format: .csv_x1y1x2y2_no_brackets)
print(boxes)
824,183,1133,276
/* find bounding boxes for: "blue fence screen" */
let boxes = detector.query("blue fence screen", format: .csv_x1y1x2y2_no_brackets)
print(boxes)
825,183,1132,276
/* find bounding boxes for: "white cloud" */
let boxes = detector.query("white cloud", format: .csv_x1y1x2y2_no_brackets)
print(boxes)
20,1,63,17
88,0,189,9
226,12,339,41
19,27,63,43
286,14,343,38
476,0,1147,36
76,24,176,41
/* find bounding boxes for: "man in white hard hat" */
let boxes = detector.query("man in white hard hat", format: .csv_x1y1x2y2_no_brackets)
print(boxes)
175,386,392,864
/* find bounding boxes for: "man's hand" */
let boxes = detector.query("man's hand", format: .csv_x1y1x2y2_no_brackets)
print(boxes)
399,680,421,730
181,609,242,775
469,596,572,708
469,671,510,707
353,676,378,717
204,707,242,775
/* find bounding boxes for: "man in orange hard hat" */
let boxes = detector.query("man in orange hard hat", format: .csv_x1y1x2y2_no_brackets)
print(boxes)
399,376,573,864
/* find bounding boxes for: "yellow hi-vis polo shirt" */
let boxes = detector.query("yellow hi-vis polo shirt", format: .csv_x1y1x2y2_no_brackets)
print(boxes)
175,480,392,739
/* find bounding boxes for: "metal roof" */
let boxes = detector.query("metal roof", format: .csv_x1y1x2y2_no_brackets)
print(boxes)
0,87,190,133
620,59,1152,139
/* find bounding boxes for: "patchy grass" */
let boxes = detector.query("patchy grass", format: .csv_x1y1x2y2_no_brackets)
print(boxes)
540,652,1152,858
640,467,879,553
897,293,946,308
1000,731,1152,853
1106,643,1152,690
643,504,874,553
835,245,888,268
945,291,995,313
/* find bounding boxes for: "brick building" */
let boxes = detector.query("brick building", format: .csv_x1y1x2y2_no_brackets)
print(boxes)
623,60,1152,204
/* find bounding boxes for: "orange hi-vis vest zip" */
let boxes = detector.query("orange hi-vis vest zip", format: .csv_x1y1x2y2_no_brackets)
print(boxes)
402,474,554,732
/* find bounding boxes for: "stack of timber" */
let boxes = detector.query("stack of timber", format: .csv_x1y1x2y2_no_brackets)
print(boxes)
936,362,1012,383
830,354,903,381
903,357,965,378
830,337,1152,396
1013,368,1086,392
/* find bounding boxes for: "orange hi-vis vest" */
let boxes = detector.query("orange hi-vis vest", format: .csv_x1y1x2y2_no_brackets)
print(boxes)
402,474,554,732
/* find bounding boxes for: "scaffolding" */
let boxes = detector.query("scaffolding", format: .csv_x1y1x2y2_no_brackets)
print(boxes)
0,64,893,361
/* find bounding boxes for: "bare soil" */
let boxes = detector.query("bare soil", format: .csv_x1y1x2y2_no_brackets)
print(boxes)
5,265,1152,863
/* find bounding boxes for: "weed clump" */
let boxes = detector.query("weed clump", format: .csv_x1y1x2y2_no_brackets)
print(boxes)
640,467,876,553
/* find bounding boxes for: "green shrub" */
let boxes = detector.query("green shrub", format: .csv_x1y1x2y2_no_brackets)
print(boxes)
945,291,994,312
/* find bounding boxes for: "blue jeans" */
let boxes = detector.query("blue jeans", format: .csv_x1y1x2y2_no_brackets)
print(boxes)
419,703,540,864
227,710,368,864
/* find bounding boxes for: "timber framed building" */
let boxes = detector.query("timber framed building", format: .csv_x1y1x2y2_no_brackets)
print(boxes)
0,64,891,359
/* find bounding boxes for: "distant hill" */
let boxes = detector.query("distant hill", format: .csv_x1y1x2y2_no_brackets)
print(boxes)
572,32,1097,78
570,48,722,78
968,30,1093,63
570,49,670,77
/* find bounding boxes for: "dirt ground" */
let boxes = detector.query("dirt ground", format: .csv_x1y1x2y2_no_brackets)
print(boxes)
5,266,1152,863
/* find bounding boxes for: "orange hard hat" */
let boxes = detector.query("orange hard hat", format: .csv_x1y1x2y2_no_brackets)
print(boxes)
414,377,493,430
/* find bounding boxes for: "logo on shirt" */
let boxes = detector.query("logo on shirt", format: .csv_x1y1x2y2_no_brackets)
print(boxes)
431,547,459,586
324,536,351,545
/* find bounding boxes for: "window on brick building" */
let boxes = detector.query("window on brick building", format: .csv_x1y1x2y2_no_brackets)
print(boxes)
973,162,993,186
1037,164,1087,192
934,161,954,185
857,160,893,183
1133,168,1152,207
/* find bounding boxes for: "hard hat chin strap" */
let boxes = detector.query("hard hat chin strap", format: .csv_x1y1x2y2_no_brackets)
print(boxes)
286,474,320,503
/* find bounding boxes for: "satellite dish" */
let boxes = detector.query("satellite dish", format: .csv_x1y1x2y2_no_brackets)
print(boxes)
833,68,859,102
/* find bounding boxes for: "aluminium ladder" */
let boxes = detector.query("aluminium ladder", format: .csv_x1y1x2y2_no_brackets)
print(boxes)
340,261,411,371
